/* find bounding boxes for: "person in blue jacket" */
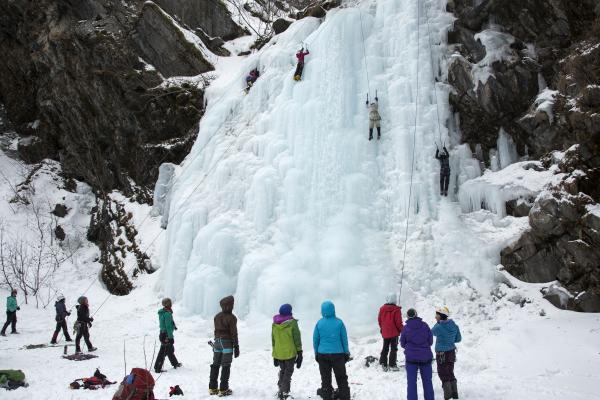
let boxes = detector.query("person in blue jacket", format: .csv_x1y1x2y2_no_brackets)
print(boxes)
400,308,434,400
313,300,350,400
432,306,461,400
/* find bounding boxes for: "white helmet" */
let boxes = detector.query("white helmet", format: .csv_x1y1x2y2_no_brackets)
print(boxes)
57,293,65,302
436,306,450,317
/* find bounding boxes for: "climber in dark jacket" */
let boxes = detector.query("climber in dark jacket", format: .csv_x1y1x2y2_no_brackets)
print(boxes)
209,295,239,396
75,296,96,353
154,298,182,373
400,308,434,400
435,146,450,196
51,294,72,344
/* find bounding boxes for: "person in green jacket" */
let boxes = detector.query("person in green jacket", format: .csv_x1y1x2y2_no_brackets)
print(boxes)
272,304,302,400
154,298,182,373
1,289,19,336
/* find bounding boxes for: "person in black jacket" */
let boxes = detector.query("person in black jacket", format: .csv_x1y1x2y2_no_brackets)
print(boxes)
435,146,451,196
75,296,96,353
51,294,72,344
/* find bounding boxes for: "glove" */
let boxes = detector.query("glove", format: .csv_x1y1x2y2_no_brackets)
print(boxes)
296,351,303,369
315,353,320,362
17,307,20,311
273,359,280,367
89,317,94,322
173,322,178,330
375,97,378,101
88,322,93,328
67,311,71,316
234,346,240,358
344,353,351,363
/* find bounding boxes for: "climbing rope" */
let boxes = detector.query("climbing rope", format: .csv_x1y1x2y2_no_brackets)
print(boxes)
398,0,421,302
358,9,372,95
425,3,444,145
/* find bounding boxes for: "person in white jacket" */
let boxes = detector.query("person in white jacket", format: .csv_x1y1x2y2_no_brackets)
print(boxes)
366,96,381,140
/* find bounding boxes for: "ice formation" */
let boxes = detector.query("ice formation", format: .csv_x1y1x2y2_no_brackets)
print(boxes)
158,0,492,329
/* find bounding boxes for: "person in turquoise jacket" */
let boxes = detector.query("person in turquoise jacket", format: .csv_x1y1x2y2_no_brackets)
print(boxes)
432,306,461,400
313,300,350,400
1,289,19,336
154,298,181,373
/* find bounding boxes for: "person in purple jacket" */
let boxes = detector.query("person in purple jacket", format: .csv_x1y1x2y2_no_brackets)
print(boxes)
400,308,434,400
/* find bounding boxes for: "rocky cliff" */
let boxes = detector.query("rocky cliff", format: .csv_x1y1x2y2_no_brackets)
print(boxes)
0,0,244,196
446,0,600,311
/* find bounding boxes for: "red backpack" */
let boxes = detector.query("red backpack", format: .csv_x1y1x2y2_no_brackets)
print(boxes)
112,368,155,400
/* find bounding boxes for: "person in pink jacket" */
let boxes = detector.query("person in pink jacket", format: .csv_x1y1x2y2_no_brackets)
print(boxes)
293,47,310,81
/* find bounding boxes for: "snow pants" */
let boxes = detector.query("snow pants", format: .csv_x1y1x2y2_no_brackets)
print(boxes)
440,171,450,194
154,332,179,372
317,354,350,400
75,322,93,352
52,320,71,342
380,337,399,367
436,349,456,382
1,311,17,334
369,119,381,129
277,358,295,395
209,338,234,390
405,361,434,400
294,62,304,79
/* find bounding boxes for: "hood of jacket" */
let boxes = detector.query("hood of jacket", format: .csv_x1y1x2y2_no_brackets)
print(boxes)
220,296,234,313
273,314,293,324
321,301,336,318
380,304,399,313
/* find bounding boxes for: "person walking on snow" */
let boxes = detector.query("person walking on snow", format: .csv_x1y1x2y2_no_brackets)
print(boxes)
378,293,403,371
75,296,97,353
154,298,182,373
400,308,434,400
209,295,239,397
366,96,382,140
272,304,303,400
313,300,351,400
51,294,72,344
1,289,19,336
435,146,450,196
432,306,461,400
294,47,310,81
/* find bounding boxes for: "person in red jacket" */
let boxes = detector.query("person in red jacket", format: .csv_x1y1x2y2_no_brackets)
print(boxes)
293,47,310,81
378,293,403,371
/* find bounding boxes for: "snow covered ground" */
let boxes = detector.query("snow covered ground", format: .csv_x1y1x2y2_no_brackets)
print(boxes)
1,0,600,399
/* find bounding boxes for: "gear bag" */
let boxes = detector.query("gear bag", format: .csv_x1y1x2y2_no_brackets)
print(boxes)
112,368,155,400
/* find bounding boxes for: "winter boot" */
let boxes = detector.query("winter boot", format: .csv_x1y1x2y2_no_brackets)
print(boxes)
442,381,453,400
369,129,373,141
218,388,233,397
278,391,290,399
377,127,381,140
451,380,458,399
88,346,97,352
209,389,219,395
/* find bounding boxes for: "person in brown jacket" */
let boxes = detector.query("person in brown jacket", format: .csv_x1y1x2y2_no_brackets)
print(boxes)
209,295,239,396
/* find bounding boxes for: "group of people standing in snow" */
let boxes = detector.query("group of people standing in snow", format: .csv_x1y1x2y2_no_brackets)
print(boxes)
150,294,461,400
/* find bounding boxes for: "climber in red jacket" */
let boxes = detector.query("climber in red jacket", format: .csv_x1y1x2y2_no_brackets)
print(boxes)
293,47,310,81
377,293,403,371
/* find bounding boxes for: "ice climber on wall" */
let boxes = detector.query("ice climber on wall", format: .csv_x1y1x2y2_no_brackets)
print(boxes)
154,297,182,373
313,300,351,400
209,295,239,397
272,303,303,400
400,308,435,400
294,46,310,81
366,95,382,140
435,146,451,196
378,293,404,371
432,306,461,400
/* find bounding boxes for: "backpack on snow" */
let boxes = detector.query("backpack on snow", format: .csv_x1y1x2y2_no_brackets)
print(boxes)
112,368,155,400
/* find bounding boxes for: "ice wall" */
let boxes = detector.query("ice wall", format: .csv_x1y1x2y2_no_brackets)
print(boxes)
160,0,466,329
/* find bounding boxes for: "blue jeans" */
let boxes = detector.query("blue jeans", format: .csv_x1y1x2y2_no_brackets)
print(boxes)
406,361,435,400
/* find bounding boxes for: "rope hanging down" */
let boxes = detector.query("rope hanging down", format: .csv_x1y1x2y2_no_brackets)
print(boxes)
425,3,444,145
398,0,421,302
358,10,371,95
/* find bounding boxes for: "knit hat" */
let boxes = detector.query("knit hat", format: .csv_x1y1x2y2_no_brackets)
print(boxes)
279,303,292,316
162,298,173,308
77,296,87,305
386,293,397,305
11,289,17,295
407,308,417,318
56,293,65,302
436,306,450,317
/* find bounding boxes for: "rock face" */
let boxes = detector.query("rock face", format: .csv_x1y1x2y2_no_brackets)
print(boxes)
501,145,600,312
0,0,218,196
447,1,600,311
